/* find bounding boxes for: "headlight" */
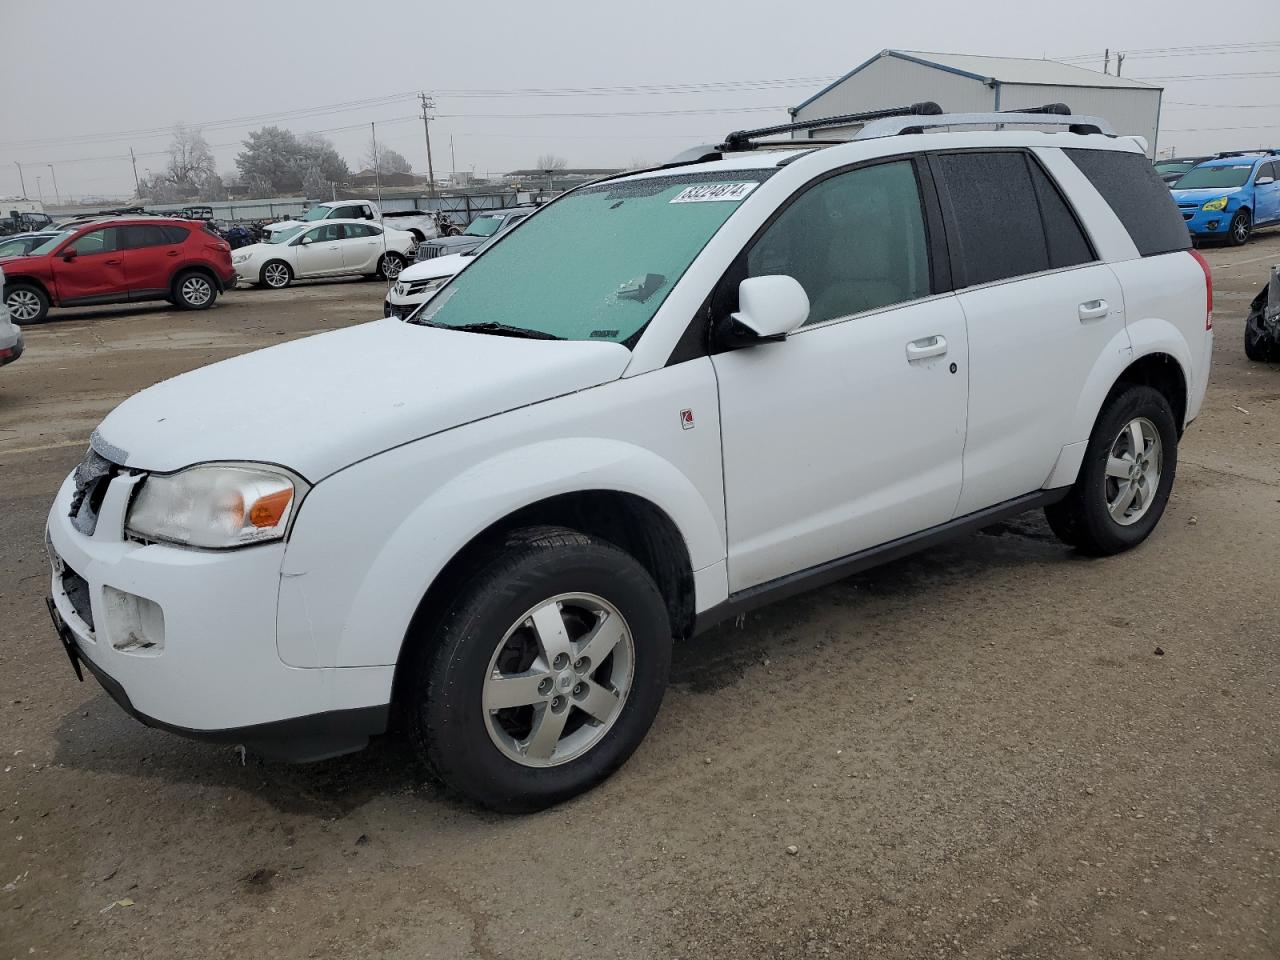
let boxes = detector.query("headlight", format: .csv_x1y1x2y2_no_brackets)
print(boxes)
126,464,306,549
232,251,251,264
1201,196,1229,212
421,276,449,293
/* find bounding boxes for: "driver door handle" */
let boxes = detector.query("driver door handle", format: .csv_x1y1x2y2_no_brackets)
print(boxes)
104,258,122,266
906,334,948,362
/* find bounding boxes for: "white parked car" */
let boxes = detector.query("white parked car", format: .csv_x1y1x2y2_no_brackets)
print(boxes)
261,200,446,244
382,249,471,319
232,220,415,288
0,267,24,368
45,106,1212,812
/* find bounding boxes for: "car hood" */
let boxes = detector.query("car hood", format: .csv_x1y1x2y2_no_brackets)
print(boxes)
93,318,631,479
400,252,473,282
428,235,481,250
265,219,303,233
232,242,281,262
1170,186,1244,203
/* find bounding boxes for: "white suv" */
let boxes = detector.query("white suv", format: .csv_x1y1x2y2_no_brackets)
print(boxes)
45,107,1213,811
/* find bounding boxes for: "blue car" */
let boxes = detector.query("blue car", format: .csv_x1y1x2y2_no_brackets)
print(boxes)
1170,151,1280,245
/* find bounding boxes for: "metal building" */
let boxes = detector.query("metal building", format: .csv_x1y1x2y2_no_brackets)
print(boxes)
790,50,1163,155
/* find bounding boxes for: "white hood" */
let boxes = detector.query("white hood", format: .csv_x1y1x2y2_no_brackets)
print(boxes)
264,219,303,235
399,252,473,283
94,319,631,480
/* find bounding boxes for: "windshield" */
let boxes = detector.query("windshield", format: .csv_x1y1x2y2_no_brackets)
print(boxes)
1155,160,1197,174
463,215,504,237
1173,164,1254,190
29,230,74,256
267,225,304,244
300,206,331,221
411,172,768,344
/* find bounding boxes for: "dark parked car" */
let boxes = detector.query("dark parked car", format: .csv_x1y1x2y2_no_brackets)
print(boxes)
0,218,235,324
1154,156,1212,186
413,206,536,261
0,232,60,257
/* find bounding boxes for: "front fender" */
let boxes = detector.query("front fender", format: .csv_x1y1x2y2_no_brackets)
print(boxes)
280,434,725,669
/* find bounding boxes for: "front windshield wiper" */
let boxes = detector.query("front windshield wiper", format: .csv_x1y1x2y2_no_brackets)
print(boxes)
415,318,563,340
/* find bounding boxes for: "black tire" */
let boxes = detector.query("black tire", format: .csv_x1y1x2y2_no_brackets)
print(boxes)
5,283,49,324
377,252,406,281
260,260,293,289
1045,385,1178,556
1227,209,1252,246
404,527,672,813
172,270,218,310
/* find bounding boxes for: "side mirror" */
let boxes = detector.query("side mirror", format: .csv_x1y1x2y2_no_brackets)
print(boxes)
1256,176,1275,186
300,236,314,245
62,248,78,262
728,275,810,342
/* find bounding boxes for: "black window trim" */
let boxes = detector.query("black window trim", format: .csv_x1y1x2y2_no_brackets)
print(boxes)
926,146,1099,292
665,150,951,366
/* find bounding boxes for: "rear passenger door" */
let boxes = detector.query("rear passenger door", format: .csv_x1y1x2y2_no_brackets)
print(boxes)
930,150,1127,515
119,224,187,299
339,222,381,272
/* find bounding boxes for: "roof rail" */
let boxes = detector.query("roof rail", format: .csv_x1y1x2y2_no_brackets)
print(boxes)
1215,149,1280,158
718,102,943,151
855,110,1115,140
999,102,1072,115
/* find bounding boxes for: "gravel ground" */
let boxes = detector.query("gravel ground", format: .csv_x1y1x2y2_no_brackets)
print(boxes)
1,239,1277,960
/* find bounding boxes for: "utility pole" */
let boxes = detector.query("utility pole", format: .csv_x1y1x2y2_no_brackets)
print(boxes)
450,134,456,178
1103,48,1110,75
13,161,26,198
419,91,437,199
129,148,141,195
35,176,44,205
1115,52,1125,76
47,164,60,205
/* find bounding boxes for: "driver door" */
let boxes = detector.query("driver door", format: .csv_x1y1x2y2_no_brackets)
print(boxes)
51,227,126,303
710,159,969,592
294,223,346,276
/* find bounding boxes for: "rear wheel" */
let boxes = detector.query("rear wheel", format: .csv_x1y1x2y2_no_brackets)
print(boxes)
1228,209,1252,246
1045,385,1178,556
5,284,49,324
405,527,672,812
173,271,217,310
260,261,292,289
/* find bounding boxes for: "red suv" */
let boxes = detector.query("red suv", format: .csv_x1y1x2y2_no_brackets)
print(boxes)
0,218,235,324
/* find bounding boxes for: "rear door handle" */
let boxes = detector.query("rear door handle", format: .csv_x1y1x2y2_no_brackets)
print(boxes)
1078,299,1109,321
906,335,948,361
104,258,122,265
166,250,180,257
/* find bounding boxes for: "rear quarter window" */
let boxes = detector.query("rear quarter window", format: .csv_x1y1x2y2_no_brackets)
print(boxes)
1066,148,1191,257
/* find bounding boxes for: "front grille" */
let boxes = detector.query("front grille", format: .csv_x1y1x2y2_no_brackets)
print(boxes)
1182,212,1194,221
61,563,94,631
386,302,419,320
415,244,445,261
403,278,438,295
69,448,120,537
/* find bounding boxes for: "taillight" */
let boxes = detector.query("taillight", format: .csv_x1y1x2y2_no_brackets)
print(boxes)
1189,248,1213,330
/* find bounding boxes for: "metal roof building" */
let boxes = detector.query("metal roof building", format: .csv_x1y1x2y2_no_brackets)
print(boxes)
790,50,1163,155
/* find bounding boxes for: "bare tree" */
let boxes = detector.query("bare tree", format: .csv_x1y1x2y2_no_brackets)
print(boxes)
536,154,568,172
164,123,216,186
361,137,413,175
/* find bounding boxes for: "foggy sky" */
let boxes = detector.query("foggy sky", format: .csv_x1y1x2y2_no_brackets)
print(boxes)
1,0,1276,201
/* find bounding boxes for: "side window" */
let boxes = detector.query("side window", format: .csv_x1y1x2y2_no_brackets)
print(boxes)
333,206,360,220
361,205,375,220
1065,148,1191,256
1026,159,1095,269
746,160,930,326
164,225,190,244
1259,161,1277,182
933,151,1049,286
120,224,172,249
343,223,375,238
66,227,117,256
302,224,341,244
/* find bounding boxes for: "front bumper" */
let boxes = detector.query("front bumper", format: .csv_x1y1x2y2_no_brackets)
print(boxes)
1180,205,1235,237
45,466,392,759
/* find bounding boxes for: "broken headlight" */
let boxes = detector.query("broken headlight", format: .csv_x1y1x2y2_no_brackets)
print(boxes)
126,463,307,549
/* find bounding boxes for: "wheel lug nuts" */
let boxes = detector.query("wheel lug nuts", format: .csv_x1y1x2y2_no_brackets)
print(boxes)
574,656,590,672
553,653,569,670
538,678,553,695
573,683,584,696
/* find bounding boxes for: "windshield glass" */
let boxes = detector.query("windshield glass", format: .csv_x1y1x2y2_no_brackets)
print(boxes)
267,225,304,244
300,206,331,221
1173,164,1254,189
463,215,504,237
29,230,74,256
1155,160,1197,174
411,172,768,344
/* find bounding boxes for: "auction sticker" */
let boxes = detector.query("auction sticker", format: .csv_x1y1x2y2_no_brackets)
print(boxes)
670,182,758,203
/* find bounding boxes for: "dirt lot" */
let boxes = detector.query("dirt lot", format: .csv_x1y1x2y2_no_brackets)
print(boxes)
2,241,1277,960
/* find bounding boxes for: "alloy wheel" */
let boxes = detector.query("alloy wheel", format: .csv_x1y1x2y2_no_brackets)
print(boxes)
264,263,290,288
1104,417,1162,526
381,255,404,280
7,289,41,322
481,593,635,767
181,276,212,306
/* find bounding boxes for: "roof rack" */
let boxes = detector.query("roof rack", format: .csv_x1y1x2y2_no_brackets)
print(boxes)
1215,149,1280,158
718,101,943,151
855,106,1115,139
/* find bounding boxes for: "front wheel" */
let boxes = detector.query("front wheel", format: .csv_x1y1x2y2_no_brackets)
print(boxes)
405,527,672,812
377,252,406,280
5,284,49,324
1228,209,1252,246
260,260,293,289
1045,385,1178,556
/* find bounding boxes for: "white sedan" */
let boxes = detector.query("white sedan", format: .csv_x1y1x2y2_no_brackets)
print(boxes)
232,219,416,289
